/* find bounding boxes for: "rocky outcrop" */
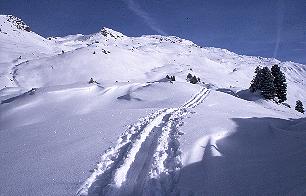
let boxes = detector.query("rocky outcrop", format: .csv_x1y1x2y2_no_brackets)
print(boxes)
100,27,125,39
6,15,31,32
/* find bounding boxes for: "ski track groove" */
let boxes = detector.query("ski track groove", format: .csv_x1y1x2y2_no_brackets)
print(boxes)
77,87,210,196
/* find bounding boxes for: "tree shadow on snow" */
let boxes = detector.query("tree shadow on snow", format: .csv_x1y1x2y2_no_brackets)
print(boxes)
85,117,306,196
1,88,36,104
216,88,239,97
173,117,306,196
236,89,262,101
117,93,142,101
216,88,263,102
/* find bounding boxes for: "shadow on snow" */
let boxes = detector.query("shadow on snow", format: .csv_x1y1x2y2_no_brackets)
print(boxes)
173,117,306,196
86,117,306,196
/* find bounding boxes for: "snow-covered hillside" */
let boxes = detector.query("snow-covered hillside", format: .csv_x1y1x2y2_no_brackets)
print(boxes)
0,15,305,196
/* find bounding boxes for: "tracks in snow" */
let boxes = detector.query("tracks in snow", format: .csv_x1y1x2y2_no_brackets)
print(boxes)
77,87,210,196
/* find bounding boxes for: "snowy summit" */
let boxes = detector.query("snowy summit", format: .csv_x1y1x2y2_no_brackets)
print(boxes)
0,14,306,196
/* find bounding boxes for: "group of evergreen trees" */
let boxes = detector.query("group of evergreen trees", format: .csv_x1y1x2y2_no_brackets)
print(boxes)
250,64,287,102
295,100,304,114
88,77,99,84
249,64,304,114
187,73,200,84
166,75,176,81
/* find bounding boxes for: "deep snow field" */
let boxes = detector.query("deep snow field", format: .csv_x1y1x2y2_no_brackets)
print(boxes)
0,15,306,196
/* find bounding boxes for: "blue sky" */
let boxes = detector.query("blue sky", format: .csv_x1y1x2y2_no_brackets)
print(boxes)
1,0,306,64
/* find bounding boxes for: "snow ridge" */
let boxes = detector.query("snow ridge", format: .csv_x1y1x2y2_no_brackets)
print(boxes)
77,87,210,196
6,15,31,32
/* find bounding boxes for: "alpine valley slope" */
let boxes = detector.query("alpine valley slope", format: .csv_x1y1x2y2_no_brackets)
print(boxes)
0,15,305,196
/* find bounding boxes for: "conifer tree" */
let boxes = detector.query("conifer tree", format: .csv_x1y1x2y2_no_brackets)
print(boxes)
271,64,287,102
250,66,263,92
89,78,94,84
295,100,304,114
187,73,192,81
190,76,198,84
260,67,275,99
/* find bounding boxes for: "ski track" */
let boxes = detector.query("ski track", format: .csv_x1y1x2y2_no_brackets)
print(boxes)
77,87,210,196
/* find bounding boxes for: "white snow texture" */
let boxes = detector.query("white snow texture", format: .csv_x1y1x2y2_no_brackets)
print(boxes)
0,15,305,196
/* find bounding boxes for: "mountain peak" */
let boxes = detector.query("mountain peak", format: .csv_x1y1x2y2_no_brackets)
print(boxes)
100,27,126,38
2,15,31,32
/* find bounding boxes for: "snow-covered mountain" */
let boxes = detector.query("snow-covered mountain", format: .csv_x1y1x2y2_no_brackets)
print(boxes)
0,15,305,196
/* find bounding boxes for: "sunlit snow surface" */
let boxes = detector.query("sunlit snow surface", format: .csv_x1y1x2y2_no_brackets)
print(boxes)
0,15,305,196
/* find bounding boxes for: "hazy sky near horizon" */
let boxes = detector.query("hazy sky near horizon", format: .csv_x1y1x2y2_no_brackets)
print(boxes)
1,0,306,64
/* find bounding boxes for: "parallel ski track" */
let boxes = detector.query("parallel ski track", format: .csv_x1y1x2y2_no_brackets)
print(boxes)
77,87,210,196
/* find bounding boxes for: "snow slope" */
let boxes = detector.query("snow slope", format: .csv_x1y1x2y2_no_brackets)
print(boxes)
176,90,306,196
1,14,305,106
0,15,305,196
77,87,210,196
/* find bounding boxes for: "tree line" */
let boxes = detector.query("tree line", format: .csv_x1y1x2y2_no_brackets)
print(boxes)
249,64,304,113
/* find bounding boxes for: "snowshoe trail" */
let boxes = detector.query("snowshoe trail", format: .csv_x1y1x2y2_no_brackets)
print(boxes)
77,87,210,196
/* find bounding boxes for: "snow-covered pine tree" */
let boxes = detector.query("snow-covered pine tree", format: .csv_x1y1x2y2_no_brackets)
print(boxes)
260,67,275,99
295,100,304,113
271,64,287,103
190,76,198,84
250,66,263,92
89,78,94,84
187,73,192,81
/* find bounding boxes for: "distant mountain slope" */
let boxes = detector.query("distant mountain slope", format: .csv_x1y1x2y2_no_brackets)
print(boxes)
0,15,305,196
1,15,305,106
